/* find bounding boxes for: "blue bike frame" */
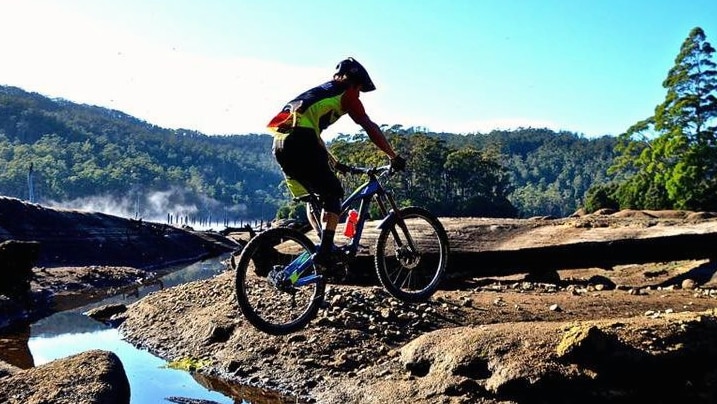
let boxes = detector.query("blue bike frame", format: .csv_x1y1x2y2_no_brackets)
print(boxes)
280,166,399,286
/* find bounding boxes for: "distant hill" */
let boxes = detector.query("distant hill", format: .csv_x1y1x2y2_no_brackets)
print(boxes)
0,85,283,224
331,125,619,218
0,85,619,220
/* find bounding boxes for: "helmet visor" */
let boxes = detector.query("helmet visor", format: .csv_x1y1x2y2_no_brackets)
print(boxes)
337,57,376,92
361,75,376,92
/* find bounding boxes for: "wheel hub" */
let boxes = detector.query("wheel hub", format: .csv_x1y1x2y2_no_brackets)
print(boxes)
268,266,295,293
396,246,420,269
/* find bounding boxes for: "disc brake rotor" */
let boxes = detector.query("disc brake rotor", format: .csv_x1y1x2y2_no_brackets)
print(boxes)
396,246,420,269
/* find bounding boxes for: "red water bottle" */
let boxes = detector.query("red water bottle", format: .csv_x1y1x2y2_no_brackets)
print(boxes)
344,209,359,238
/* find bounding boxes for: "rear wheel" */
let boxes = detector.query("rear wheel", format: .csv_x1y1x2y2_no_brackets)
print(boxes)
235,227,324,334
375,207,449,302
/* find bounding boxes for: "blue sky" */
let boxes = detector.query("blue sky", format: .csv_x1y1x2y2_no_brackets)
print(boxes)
1,0,716,138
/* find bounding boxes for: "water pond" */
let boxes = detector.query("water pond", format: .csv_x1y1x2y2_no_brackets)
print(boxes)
2,258,264,403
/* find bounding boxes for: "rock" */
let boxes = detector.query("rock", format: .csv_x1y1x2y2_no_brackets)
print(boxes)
0,240,41,299
204,321,235,344
84,304,128,323
687,211,717,220
0,350,130,404
682,278,697,290
0,359,21,378
287,334,307,344
587,275,616,290
594,208,616,215
319,312,717,403
556,325,611,361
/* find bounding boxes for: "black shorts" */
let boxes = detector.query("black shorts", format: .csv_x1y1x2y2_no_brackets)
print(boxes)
273,127,343,214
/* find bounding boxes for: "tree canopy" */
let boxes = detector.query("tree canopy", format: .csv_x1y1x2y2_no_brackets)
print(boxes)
0,85,618,223
605,27,717,211
0,86,284,224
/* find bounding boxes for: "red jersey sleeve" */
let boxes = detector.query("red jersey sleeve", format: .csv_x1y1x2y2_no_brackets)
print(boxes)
341,86,368,123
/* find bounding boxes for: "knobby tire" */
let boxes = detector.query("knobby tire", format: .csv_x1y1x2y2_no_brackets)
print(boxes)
374,206,449,302
234,227,325,335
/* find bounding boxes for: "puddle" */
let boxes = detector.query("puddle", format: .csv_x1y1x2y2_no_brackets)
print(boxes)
0,257,294,403
29,315,236,404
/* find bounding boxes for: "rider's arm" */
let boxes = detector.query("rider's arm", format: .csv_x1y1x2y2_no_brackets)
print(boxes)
354,115,397,159
343,88,398,159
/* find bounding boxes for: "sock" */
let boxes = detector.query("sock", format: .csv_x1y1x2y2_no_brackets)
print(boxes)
319,230,335,255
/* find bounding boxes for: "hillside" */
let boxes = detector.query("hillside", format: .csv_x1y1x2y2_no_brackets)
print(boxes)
1,84,620,220
0,85,284,221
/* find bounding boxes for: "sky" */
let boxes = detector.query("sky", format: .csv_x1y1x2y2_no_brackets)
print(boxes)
1,0,716,139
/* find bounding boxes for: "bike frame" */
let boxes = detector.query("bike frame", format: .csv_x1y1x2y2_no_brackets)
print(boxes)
282,166,416,286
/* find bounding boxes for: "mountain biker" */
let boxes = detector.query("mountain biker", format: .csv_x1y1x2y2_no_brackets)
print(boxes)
268,57,406,272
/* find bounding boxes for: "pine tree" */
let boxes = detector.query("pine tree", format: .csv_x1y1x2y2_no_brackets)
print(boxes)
612,27,717,210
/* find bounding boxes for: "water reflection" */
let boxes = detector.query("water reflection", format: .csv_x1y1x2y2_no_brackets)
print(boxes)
28,321,235,404
193,373,296,404
1,256,248,403
45,257,229,315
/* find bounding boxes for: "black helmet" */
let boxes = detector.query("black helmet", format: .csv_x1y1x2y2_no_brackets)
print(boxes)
334,57,376,92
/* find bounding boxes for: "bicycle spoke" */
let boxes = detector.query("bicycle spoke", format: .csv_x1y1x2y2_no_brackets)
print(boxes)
388,263,410,289
375,207,449,302
235,228,324,334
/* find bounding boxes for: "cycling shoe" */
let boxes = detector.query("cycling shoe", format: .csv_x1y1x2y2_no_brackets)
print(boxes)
312,251,348,282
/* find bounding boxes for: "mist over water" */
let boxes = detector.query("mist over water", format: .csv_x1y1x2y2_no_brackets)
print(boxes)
45,187,254,231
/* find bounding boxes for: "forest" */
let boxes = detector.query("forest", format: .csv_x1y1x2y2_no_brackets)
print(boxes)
0,84,618,223
0,27,714,225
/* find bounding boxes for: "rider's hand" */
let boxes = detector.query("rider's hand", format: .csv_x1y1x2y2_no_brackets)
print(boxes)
390,155,406,172
334,161,351,174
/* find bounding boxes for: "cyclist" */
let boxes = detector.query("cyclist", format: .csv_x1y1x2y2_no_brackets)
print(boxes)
268,57,406,272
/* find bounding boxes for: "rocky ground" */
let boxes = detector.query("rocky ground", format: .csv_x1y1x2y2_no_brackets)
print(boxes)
113,261,717,403
114,211,717,403
0,350,130,404
2,206,717,403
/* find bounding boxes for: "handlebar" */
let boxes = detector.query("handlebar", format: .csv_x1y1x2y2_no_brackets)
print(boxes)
337,163,394,177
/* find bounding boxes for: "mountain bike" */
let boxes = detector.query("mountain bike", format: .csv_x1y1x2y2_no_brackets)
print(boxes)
232,163,449,335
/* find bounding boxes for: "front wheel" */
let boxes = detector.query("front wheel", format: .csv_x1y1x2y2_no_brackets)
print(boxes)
235,227,325,335
375,206,449,302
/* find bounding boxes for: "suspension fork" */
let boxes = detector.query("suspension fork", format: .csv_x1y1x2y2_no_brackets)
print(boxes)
376,191,419,252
